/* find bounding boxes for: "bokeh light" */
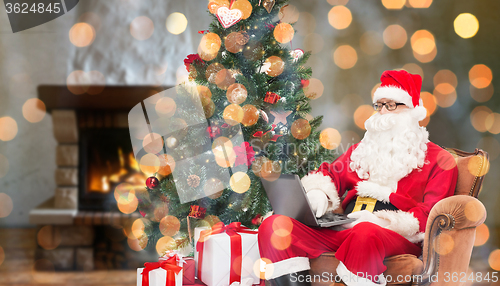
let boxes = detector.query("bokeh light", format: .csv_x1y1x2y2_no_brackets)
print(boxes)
420,92,437,116
467,154,489,177
411,30,435,56
291,119,312,140
485,113,500,134
408,0,432,8
271,216,293,250
116,189,138,214
402,63,424,79
69,23,95,47
0,154,9,179
470,106,492,133
155,97,176,117
489,249,500,271
333,45,357,69
474,223,489,246
128,235,148,251
434,70,457,93
454,13,479,39
37,225,61,250
130,16,154,41
279,4,299,23
22,98,46,123
433,89,456,108
132,218,147,239
156,236,175,256
223,104,244,126
0,116,18,141
320,128,341,150
66,70,106,95
383,25,407,49
469,64,493,89
159,216,181,236
413,46,437,63
261,160,282,182
304,78,324,100
464,200,485,222
354,105,375,130
434,232,454,255
274,22,295,44
470,84,494,103
0,193,13,218
139,153,161,175
158,154,176,176
382,0,405,9
360,31,384,55
230,172,251,194
166,12,188,35
328,5,352,30
295,12,316,37
436,149,457,171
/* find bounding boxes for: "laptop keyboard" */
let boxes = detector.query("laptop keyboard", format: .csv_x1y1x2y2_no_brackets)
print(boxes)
317,212,351,224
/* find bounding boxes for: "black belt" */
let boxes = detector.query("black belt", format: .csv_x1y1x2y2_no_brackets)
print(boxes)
344,196,399,214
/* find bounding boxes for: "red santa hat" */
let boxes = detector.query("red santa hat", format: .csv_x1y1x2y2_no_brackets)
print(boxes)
373,70,427,120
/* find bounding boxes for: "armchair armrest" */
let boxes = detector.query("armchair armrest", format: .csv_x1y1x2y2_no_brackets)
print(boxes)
414,195,486,286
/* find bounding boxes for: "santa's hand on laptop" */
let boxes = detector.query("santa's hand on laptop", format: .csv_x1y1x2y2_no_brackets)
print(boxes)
342,210,390,229
306,189,328,218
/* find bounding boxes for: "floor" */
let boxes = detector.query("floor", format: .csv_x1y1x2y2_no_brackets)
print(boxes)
0,229,136,286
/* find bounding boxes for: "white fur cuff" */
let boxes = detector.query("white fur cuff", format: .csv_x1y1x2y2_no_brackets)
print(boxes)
355,181,394,203
374,210,422,242
373,86,413,108
264,257,310,279
301,173,340,211
336,261,387,286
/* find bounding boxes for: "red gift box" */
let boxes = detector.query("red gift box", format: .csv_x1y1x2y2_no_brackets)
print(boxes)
183,258,196,285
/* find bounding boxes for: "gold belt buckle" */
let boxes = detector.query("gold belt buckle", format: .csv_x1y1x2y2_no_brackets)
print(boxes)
352,197,377,213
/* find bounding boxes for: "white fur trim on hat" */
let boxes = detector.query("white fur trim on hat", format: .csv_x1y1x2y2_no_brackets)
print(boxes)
410,105,427,121
373,86,414,108
264,257,310,279
355,181,394,204
301,172,340,211
336,261,387,286
373,210,422,242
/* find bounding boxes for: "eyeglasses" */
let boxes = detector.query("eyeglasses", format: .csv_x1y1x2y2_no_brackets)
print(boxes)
372,102,406,111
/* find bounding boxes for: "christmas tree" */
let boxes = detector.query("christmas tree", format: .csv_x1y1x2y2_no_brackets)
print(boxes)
131,0,335,253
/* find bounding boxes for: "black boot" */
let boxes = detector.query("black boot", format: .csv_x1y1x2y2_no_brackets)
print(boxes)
267,270,312,286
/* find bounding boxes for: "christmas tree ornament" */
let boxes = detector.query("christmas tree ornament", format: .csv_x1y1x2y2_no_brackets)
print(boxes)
241,104,259,126
223,103,244,125
231,0,252,19
226,83,248,104
260,109,269,123
165,136,178,148
197,85,212,99
261,159,281,182
208,0,230,14
233,141,256,166
263,56,285,77
146,176,160,189
184,54,204,72
216,7,243,29
225,32,244,53
251,214,263,225
198,32,221,61
187,174,201,188
291,118,312,140
274,22,295,44
301,79,310,88
235,31,249,45
215,69,236,90
290,48,304,62
264,91,281,104
157,154,176,176
188,205,207,219
159,215,181,236
262,0,276,13
206,125,221,138
205,62,224,83
229,171,251,193
270,110,292,125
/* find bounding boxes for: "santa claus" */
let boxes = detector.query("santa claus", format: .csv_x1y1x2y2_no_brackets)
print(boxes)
258,70,458,286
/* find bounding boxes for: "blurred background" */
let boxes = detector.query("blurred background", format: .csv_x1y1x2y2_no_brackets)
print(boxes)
0,0,499,285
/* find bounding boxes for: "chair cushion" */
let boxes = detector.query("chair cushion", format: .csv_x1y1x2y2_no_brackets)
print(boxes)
309,252,423,286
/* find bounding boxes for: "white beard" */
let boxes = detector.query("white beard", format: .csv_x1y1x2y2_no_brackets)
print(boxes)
350,109,429,191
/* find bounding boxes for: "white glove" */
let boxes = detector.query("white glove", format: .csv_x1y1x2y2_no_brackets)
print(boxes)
342,210,390,229
306,189,329,218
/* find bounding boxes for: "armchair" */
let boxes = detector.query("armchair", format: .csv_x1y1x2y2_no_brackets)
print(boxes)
309,148,489,286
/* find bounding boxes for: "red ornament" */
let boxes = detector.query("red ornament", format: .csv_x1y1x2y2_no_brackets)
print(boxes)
233,141,256,167
188,205,207,219
264,91,281,104
252,124,283,142
184,54,204,72
252,214,263,225
139,210,147,217
146,176,160,189
198,30,209,34
206,126,221,138
301,79,310,88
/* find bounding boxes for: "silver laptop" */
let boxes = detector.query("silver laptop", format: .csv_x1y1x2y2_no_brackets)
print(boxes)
261,174,355,227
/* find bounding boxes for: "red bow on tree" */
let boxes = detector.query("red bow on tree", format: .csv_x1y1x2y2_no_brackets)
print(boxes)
184,54,204,72
233,142,255,167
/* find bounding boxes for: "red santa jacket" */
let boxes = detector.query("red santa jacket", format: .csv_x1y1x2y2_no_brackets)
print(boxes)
301,141,458,242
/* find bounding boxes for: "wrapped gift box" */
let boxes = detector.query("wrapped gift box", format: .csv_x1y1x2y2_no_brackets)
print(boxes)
183,257,196,285
196,223,261,286
137,267,183,286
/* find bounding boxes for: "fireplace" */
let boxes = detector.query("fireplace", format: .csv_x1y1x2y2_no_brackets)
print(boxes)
29,85,168,270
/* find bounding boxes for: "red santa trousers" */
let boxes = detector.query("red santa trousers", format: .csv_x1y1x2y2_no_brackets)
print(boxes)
258,215,422,282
